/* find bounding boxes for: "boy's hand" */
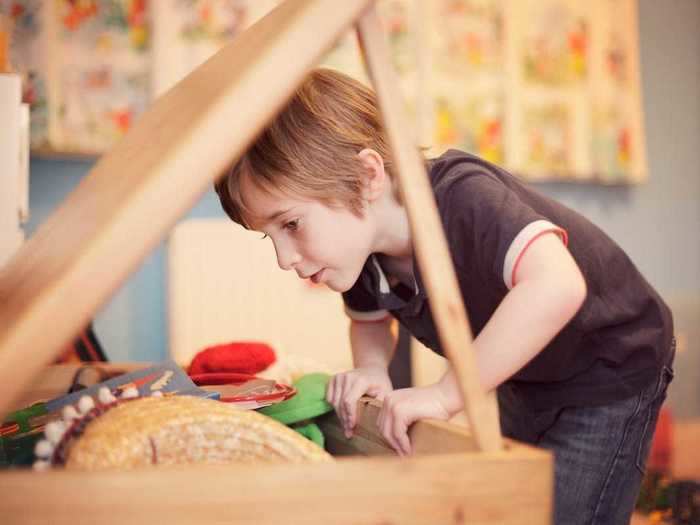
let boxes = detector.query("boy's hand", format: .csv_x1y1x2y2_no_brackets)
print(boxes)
377,384,451,457
326,366,393,438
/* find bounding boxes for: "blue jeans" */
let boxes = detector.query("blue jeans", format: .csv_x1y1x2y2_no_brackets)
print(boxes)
498,359,674,525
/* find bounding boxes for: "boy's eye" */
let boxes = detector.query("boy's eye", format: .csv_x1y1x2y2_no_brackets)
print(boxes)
284,219,299,232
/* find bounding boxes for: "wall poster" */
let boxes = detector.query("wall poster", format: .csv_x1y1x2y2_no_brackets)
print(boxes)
2,0,646,182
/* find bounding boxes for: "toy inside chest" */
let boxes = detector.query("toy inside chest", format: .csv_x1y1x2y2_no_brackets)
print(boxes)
0,362,553,525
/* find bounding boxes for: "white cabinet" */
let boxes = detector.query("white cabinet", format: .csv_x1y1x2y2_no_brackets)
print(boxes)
0,73,29,268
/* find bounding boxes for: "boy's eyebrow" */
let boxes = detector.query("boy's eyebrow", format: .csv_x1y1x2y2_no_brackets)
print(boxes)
264,208,293,223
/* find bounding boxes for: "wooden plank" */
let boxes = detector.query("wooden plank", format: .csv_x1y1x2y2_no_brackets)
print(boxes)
320,398,396,456
0,0,372,419
0,448,552,524
322,419,395,456
319,397,481,457
319,397,484,456
355,8,502,452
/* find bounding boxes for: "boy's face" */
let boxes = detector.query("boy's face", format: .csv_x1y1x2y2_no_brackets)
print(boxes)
239,175,375,292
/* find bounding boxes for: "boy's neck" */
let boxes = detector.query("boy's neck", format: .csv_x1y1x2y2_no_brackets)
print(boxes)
368,177,414,286
371,191,412,259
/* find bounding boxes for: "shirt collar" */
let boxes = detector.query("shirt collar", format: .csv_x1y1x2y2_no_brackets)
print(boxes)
371,256,391,295
371,254,420,296
368,255,423,312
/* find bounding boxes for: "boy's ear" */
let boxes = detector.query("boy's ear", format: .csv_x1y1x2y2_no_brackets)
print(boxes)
357,148,387,202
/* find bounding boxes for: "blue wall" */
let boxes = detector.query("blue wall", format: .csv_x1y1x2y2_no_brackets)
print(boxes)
26,159,226,362
26,0,699,385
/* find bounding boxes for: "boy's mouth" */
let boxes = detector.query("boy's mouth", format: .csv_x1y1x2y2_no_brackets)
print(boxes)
310,268,326,284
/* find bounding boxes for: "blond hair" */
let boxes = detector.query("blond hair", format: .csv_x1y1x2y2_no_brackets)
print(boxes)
215,68,398,228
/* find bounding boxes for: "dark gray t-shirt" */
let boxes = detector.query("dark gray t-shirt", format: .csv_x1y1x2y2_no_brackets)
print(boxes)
342,150,673,410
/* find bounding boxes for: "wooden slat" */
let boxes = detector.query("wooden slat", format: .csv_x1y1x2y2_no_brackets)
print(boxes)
0,448,551,525
355,7,502,451
320,397,398,456
0,0,372,419
319,397,481,456
322,420,395,456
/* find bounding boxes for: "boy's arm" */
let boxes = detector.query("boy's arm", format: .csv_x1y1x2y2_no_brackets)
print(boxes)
326,317,396,437
436,232,587,414
350,316,396,369
377,232,586,455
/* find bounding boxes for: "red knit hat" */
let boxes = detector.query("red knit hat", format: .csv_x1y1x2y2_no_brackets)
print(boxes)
188,341,276,376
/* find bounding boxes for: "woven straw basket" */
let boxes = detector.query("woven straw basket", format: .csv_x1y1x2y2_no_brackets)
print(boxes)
63,396,332,470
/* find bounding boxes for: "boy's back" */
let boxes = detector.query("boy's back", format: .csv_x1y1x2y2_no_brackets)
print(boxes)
426,150,674,408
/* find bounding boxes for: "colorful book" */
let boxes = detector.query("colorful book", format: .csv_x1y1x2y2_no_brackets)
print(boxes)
1,360,217,467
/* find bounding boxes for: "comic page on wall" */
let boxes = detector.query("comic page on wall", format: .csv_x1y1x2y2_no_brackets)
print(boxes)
48,0,151,153
150,0,425,137
504,0,646,182
426,0,506,164
150,0,278,97
504,0,590,180
588,0,646,183
319,0,427,145
4,0,646,182
0,1,48,148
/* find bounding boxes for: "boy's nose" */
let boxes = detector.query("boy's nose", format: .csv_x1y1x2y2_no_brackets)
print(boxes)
275,245,301,271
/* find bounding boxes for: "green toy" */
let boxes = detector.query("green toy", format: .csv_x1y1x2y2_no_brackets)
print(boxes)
259,373,333,447
1,402,50,467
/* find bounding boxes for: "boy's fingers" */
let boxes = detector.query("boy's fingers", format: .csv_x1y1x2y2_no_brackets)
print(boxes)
325,379,335,405
367,383,390,401
342,379,370,431
376,400,385,433
383,414,403,456
336,375,356,432
377,403,391,448
384,410,407,456
376,397,410,456
370,389,387,401
330,374,345,412
393,419,411,456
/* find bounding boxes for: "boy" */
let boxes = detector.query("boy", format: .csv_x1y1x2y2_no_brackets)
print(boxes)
215,68,674,524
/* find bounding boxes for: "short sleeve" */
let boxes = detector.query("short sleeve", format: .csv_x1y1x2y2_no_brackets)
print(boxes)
341,274,390,322
439,173,567,290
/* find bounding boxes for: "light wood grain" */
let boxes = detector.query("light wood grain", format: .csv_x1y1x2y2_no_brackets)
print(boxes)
355,7,502,452
0,0,372,419
0,448,551,525
320,397,485,456
2,372,551,524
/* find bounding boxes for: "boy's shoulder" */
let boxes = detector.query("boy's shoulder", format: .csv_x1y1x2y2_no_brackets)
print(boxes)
426,149,524,213
427,149,513,193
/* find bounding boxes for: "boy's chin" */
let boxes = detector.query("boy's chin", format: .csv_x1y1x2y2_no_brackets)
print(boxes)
325,273,358,293
325,280,348,293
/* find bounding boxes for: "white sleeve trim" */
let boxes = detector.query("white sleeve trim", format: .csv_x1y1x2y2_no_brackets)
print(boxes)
502,220,568,289
344,305,391,322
